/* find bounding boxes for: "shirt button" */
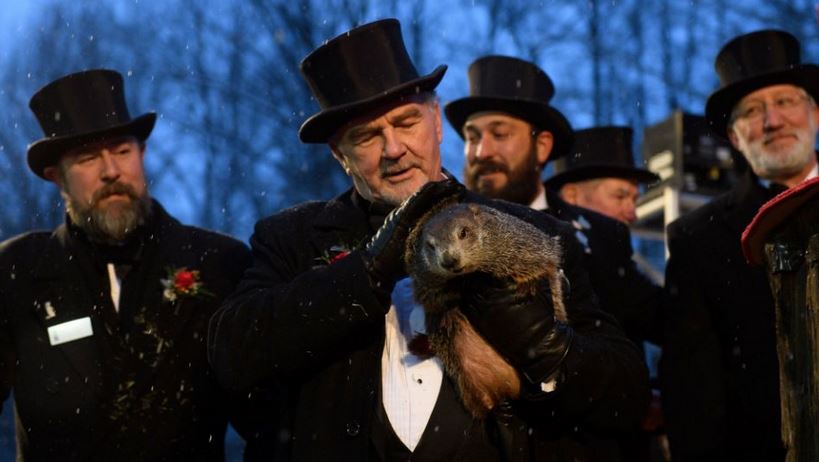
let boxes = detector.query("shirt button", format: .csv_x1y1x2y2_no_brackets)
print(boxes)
346,421,360,437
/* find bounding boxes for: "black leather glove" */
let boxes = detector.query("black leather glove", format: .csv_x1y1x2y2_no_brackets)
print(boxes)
459,273,574,385
362,178,465,302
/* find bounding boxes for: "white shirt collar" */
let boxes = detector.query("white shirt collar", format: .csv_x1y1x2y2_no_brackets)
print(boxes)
806,162,819,181
530,187,548,211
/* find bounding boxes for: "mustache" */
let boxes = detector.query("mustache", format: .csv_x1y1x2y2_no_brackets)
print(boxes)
91,182,140,207
381,161,418,176
468,159,509,178
763,132,798,144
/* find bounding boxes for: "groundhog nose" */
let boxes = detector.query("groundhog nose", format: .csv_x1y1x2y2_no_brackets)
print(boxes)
440,253,461,272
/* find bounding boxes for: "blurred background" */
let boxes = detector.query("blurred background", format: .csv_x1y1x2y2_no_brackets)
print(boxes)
0,0,817,459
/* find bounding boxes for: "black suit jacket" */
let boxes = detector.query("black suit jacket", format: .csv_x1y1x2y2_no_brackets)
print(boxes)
660,171,784,462
209,188,649,461
0,201,253,461
544,189,662,345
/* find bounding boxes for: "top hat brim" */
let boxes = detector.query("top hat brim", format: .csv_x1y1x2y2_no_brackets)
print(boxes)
444,97,574,160
741,176,819,265
298,65,447,144
705,64,819,137
544,164,660,190
27,112,156,179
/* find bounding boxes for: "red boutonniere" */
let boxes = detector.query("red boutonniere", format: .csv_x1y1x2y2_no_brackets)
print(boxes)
161,267,214,302
317,245,352,265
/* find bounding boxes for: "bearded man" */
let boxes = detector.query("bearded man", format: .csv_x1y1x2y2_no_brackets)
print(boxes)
0,69,264,461
443,54,659,461
660,30,819,462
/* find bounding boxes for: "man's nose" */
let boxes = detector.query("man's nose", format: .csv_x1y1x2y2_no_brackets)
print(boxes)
623,200,638,225
382,129,406,159
99,151,121,180
471,136,496,163
763,104,786,129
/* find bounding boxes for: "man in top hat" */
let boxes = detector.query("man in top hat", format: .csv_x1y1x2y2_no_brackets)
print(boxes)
446,55,660,461
0,69,264,460
660,29,819,462
446,55,661,352
209,20,648,461
545,126,659,226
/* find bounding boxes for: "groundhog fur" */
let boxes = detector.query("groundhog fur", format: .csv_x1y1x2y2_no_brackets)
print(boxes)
404,201,567,419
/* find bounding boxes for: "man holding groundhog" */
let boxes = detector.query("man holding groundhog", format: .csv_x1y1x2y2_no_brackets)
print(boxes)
209,18,647,461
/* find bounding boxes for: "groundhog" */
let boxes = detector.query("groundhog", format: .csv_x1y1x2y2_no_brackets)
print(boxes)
405,201,567,419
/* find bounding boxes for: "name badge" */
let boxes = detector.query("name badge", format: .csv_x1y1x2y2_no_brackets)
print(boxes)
48,317,93,346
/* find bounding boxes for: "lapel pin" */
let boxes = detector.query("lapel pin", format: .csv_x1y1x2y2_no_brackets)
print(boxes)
44,301,57,320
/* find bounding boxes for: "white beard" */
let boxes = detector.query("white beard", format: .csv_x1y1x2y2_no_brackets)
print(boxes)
737,121,817,181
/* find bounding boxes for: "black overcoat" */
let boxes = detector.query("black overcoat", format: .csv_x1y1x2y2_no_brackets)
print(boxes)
209,188,649,462
544,189,662,345
660,171,785,461
0,201,253,461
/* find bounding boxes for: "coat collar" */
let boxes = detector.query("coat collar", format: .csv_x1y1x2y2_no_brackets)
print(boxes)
722,169,777,234
313,188,379,236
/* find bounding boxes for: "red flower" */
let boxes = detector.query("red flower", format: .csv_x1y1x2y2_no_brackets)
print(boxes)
174,271,196,292
162,266,213,303
329,250,350,264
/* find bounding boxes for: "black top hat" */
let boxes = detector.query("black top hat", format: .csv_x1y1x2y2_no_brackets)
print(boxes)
27,69,156,179
444,55,574,159
705,29,819,136
544,126,659,190
298,18,447,143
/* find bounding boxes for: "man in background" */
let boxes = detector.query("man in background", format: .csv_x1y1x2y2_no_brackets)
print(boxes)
0,69,263,460
661,29,819,461
447,55,660,461
545,126,659,226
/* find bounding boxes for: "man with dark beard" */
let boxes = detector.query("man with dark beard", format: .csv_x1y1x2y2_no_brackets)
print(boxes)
0,69,265,461
660,30,819,462
446,55,661,461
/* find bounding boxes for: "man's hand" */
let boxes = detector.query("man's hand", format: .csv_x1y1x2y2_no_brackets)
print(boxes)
362,178,465,302
459,273,573,385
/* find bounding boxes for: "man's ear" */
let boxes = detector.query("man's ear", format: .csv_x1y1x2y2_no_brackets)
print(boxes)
432,100,443,144
727,125,740,150
559,183,578,204
329,145,351,176
535,130,554,167
43,165,64,188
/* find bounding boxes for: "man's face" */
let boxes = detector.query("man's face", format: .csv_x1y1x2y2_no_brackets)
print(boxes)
44,136,151,244
331,95,444,206
729,84,819,185
560,177,640,225
462,113,552,205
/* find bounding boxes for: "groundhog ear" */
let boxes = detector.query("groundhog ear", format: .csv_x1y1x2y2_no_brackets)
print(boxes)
466,203,481,216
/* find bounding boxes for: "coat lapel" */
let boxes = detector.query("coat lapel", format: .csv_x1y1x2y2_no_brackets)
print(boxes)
110,208,199,403
30,226,116,397
311,189,373,256
722,170,771,235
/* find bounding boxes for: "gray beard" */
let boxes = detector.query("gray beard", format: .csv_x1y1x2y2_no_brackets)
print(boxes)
66,186,152,245
738,123,818,181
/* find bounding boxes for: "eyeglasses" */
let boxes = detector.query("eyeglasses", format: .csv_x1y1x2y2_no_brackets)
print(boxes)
731,92,811,125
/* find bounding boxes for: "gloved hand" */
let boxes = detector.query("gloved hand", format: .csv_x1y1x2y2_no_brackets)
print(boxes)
363,178,465,302
459,273,574,385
